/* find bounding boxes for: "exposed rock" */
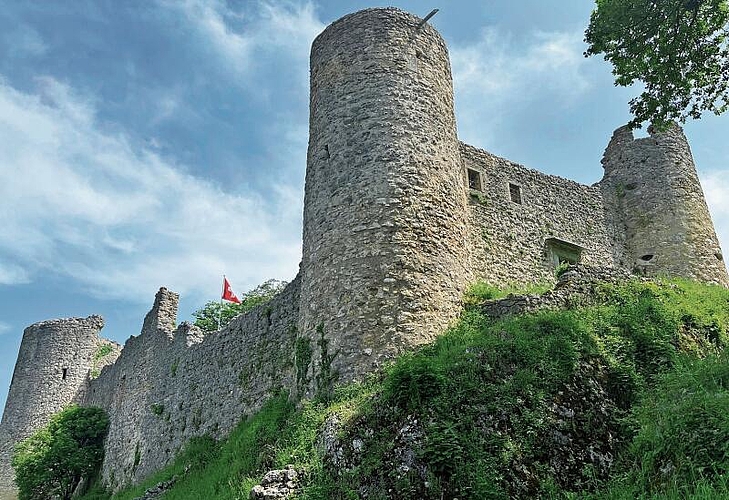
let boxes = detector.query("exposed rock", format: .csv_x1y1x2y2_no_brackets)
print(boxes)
319,414,344,468
132,476,177,500
249,465,299,499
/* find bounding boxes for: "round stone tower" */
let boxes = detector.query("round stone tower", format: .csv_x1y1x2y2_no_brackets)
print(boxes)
0,316,105,497
600,124,729,286
299,8,471,387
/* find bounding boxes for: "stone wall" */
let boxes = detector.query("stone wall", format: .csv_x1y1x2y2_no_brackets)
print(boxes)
600,125,729,286
479,265,632,319
299,8,472,390
0,316,110,499
463,144,621,286
1,7,728,496
86,278,301,490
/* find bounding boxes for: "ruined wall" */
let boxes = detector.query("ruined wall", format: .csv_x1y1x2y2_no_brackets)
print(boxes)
0,316,114,498
600,125,729,286
299,8,472,388
462,143,621,286
479,265,633,319
86,279,300,490
2,7,729,496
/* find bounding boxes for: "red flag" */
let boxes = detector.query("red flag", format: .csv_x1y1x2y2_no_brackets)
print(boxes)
222,276,242,304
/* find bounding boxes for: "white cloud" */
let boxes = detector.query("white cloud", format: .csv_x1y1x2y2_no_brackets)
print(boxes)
451,28,592,145
452,28,590,100
0,76,302,303
0,322,10,336
162,0,323,83
701,170,729,259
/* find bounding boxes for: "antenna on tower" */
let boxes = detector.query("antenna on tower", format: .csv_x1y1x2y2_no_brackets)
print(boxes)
417,9,439,29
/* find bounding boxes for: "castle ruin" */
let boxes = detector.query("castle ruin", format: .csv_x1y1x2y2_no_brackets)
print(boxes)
1,7,727,496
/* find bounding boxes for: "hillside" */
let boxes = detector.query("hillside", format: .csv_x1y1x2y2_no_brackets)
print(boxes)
76,270,729,499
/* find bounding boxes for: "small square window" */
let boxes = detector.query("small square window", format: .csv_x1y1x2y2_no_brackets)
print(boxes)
467,168,482,191
509,183,522,204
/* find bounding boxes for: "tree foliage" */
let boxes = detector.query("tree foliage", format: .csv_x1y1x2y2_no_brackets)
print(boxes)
192,279,287,332
12,405,110,500
585,0,729,128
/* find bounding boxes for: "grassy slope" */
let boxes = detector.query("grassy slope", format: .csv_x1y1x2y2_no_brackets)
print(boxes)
82,279,729,499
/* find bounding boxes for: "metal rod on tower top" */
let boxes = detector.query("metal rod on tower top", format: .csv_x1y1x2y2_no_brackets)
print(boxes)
417,9,439,29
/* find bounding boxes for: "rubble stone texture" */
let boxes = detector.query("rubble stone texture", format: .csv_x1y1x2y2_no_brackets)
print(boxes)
299,8,472,388
600,125,728,285
86,282,300,489
0,316,118,499
0,7,727,496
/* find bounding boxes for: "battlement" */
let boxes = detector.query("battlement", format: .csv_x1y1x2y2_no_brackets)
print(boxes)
1,7,726,495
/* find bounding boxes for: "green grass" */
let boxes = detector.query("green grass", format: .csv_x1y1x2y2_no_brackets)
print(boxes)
80,278,729,499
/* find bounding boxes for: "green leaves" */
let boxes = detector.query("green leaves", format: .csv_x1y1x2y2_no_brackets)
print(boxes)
12,406,110,500
585,0,729,128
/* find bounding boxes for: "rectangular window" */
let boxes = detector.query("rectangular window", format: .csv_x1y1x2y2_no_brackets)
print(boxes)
509,183,522,204
467,168,482,191
62,368,68,380
545,238,583,267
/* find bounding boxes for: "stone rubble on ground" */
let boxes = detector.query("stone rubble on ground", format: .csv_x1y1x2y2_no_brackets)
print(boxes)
132,476,177,500
249,465,299,500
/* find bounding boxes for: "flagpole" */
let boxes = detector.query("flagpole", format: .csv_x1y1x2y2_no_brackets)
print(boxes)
219,274,224,331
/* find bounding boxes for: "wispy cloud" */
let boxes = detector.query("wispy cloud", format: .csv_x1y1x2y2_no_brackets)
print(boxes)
0,263,30,286
0,322,10,336
701,170,729,260
0,76,302,303
451,28,592,145
162,0,323,87
4,23,47,58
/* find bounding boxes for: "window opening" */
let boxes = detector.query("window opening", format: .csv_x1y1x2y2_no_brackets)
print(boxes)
62,368,68,380
545,238,583,267
509,183,522,204
639,254,654,262
467,169,482,191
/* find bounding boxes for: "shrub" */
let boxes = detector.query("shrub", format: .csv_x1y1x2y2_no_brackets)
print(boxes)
12,406,109,500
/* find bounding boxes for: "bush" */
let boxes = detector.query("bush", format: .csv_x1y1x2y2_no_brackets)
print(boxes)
12,405,109,500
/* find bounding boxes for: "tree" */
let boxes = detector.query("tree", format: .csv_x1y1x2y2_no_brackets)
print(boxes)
11,405,110,500
192,279,287,332
585,0,729,128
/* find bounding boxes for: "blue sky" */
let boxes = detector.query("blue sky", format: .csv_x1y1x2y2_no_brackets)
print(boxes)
1,1,728,419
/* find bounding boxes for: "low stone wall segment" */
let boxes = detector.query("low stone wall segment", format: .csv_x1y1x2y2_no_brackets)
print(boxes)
479,265,634,319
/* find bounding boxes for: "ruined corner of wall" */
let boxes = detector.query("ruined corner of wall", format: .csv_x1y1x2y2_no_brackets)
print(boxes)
140,287,180,339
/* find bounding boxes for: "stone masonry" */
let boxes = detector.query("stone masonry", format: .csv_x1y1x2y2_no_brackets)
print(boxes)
299,8,472,391
0,7,727,495
86,281,300,490
600,124,728,285
0,316,120,499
